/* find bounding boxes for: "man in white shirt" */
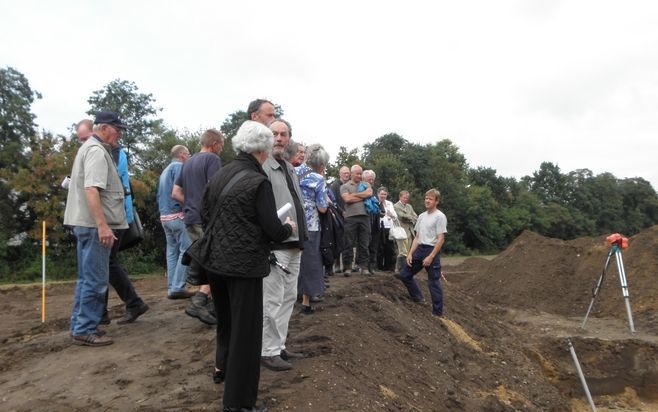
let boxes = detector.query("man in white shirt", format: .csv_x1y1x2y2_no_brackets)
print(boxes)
398,188,447,317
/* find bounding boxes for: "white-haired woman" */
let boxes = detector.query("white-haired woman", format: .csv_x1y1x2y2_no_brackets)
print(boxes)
295,143,330,314
186,120,296,412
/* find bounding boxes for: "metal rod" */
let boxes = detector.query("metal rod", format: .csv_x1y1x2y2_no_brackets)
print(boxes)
567,338,597,412
581,249,613,329
614,251,635,334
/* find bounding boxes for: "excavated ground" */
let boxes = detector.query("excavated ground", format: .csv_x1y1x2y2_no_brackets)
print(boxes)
1,227,657,411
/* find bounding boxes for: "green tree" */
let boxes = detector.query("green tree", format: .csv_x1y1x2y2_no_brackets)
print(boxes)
0,66,42,268
328,146,361,178
87,79,163,168
220,110,248,165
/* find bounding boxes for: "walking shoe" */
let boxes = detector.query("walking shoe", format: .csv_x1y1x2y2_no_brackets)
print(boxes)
351,266,361,273
99,312,111,325
300,305,315,315
71,333,114,347
223,406,268,412
168,290,195,299
185,295,217,325
261,355,292,371
117,302,149,325
310,295,324,303
213,369,225,384
366,265,375,275
280,349,305,361
207,299,216,317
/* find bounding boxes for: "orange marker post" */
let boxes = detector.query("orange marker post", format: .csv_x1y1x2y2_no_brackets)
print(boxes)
41,220,46,323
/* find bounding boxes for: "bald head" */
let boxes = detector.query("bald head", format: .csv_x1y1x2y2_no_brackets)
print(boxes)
350,165,363,184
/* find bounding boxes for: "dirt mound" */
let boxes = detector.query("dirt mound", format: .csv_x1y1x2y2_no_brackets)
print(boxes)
1,263,657,411
460,227,658,330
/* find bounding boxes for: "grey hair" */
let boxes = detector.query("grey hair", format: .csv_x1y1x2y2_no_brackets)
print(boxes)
283,140,304,161
200,129,224,148
363,169,376,180
233,120,274,154
306,144,329,172
171,145,189,159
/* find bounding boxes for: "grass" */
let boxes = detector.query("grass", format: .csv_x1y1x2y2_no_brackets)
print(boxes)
442,254,497,266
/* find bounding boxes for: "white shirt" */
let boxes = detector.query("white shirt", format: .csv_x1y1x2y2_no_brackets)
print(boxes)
414,209,447,246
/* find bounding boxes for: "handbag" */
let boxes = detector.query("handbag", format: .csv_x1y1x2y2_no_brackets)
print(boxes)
119,209,144,251
389,219,408,241
182,169,250,270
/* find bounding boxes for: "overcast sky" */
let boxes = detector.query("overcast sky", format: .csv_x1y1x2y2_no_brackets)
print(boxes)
2,1,657,189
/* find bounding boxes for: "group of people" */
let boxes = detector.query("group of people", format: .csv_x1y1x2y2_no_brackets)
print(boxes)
63,99,449,412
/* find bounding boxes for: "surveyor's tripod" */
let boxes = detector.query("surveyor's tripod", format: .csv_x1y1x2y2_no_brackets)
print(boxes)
581,242,635,334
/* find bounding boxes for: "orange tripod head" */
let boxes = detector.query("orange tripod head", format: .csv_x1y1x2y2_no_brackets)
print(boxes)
606,233,629,250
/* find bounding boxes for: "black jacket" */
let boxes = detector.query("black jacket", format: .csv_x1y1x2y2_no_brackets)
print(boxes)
187,152,292,278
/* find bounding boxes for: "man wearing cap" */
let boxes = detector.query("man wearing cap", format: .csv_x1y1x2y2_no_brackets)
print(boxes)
64,111,128,346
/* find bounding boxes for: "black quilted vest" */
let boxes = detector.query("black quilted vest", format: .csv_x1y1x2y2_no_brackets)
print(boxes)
193,153,271,278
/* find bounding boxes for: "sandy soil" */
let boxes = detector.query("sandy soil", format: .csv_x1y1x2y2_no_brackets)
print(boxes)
1,227,657,411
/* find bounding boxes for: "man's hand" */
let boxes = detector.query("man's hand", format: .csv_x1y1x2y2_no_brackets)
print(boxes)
98,223,117,249
406,254,413,267
284,216,297,235
422,255,434,268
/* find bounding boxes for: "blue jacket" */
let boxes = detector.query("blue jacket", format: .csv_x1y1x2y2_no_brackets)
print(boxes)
114,147,134,224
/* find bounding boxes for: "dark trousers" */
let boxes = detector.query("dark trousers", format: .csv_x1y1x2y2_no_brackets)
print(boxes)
399,244,443,316
377,228,396,270
342,215,370,269
104,229,143,312
208,274,263,409
368,216,381,267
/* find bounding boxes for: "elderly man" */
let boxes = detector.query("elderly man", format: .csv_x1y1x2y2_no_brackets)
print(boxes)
64,111,128,346
362,169,380,275
172,129,224,325
340,165,373,276
394,190,418,274
256,113,307,372
61,119,96,190
76,119,94,143
157,145,194,299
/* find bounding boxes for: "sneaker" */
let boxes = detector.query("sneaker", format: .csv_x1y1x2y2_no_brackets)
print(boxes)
310,295,324,303
351,266,360,273
71,333,114,347
185,297,217,325
261,355,292,371
117,302,149,325
280,349,305,361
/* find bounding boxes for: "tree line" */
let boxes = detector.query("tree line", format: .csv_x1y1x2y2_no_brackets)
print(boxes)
2,66,657,282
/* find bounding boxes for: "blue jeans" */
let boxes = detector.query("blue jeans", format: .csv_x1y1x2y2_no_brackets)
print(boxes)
399,244,443,316
162,218,191,294
70,226,111,336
